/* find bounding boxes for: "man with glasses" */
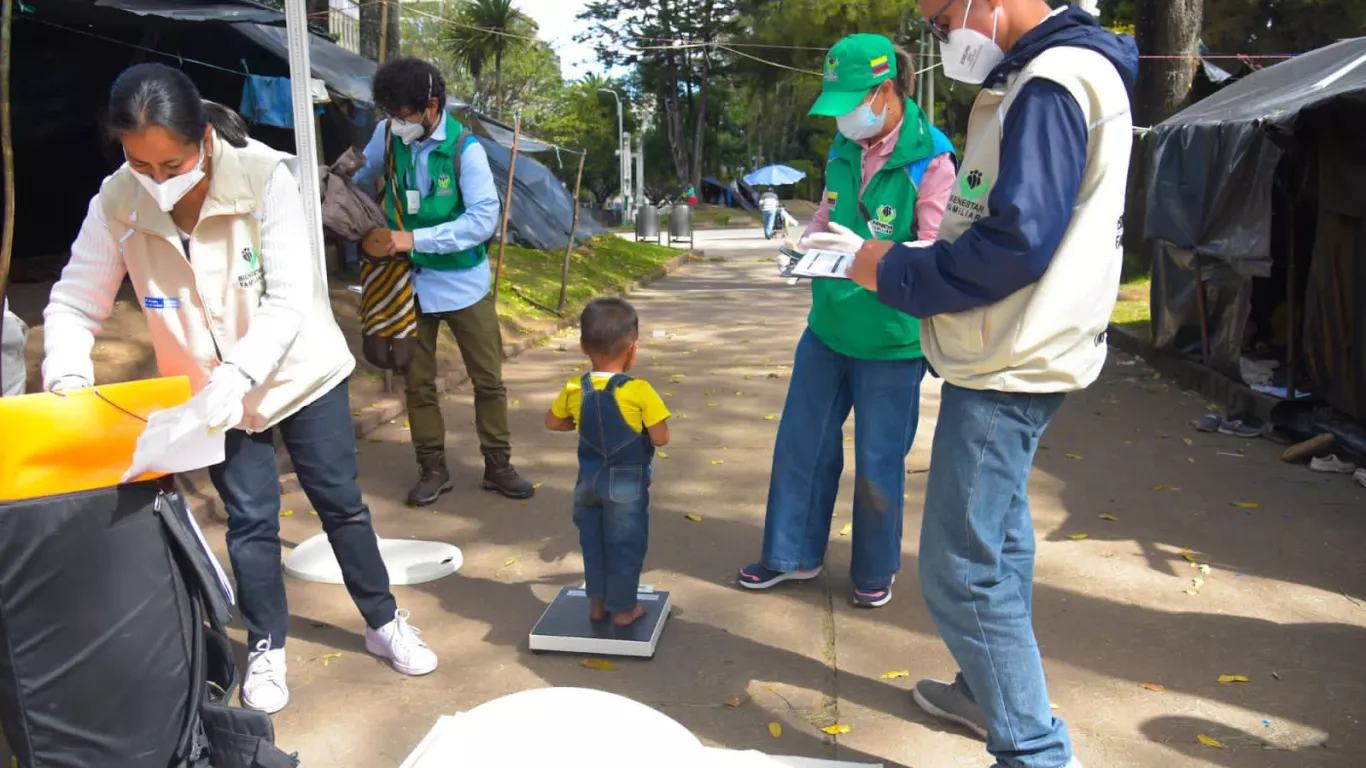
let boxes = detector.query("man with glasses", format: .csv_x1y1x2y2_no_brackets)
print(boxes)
845,2,1136,767
356,57,535,505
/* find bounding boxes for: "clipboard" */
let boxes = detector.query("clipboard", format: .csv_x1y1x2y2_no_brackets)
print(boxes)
779,248,855,280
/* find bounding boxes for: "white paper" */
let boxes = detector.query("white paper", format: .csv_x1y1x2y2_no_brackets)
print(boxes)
182,501,235,606
123,397,226,481
785,248,853,279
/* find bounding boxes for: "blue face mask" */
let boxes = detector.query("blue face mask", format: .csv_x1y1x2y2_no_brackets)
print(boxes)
836,89,888,140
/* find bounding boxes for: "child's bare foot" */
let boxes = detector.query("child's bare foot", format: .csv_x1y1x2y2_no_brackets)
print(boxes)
612,604,647,627
589,598,607,621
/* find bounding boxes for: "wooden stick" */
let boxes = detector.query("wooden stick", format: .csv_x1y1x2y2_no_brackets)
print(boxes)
511,285,561,317
0,0,13,349
558,150,586,313
491,112,521,305
1192,263,1210,367
378,0,390,63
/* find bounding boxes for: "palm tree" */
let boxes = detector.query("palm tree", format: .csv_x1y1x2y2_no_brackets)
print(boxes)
439,0,535,113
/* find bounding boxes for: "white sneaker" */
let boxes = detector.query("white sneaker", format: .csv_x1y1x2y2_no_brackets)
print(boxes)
365,608,438,676
241,639,289,714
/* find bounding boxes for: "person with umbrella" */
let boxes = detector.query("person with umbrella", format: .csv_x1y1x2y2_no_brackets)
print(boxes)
736,34,956,608
746,164,806,239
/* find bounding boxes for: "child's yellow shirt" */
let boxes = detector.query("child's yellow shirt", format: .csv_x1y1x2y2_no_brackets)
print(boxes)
551,373,671,432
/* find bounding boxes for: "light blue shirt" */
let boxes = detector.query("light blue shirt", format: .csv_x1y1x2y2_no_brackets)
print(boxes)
354,111,501,314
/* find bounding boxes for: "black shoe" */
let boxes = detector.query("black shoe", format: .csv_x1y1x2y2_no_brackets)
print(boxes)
407,454,453,507
482,452,535,499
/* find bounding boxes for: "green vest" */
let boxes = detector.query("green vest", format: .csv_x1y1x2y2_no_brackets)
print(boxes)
384,120,487,271
808,100,940,360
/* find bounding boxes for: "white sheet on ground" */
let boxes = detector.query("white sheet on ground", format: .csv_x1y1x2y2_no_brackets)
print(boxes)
283,533,462,586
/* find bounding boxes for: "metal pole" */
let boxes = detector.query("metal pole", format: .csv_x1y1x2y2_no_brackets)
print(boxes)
635,130,644,209
926,40,935,124
284,0,326,280
558,151,587,314
917,30,926,107
492,112,521,305
598,88,622,216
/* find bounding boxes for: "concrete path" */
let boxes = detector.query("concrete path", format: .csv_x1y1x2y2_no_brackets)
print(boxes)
215,228,1365,767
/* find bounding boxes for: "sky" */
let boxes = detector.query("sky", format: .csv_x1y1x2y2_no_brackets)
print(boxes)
515,0,609,80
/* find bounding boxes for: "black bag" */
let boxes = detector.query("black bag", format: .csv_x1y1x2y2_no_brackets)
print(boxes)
0,483,296,767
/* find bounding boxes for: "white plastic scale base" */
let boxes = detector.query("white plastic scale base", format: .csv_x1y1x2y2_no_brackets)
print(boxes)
528,585,671,658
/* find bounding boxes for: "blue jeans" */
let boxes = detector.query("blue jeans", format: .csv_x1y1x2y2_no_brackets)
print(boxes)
762,209,778,237
210,379,396,649
919,382,1070,768
760,329,926,591
573,468,650,612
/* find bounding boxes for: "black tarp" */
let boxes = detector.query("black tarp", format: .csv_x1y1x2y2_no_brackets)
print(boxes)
1143,36,1366,419
479,136,606,251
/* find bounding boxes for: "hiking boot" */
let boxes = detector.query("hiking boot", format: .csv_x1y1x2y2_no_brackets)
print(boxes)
407,454,452,507
912,678,987,739
482,452,535,499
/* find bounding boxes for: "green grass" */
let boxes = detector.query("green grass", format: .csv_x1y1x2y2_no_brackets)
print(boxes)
491,235,680,335
1111,277,1152,342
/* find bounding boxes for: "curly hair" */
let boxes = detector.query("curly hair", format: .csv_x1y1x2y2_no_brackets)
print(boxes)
372,56,447,115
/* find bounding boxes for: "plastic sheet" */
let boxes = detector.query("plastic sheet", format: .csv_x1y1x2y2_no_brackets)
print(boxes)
480,136,606,251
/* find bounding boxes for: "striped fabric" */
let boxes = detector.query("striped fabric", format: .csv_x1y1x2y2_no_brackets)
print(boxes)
358,127,418,371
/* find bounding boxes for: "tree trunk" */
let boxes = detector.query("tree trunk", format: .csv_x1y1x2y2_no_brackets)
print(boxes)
384,0,401,62
359,0,382,61
1124,0,1203,259
690,47,709,191
495,50,503,114
658,0,689,187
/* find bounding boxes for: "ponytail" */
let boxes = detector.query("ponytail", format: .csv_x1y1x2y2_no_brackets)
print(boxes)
892,45,917,100
203,101,249,148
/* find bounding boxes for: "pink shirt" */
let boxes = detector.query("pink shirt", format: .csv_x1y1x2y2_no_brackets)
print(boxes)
803,118,956,243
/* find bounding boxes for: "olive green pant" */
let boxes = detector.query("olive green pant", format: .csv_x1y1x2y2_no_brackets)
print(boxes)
405,292,510,460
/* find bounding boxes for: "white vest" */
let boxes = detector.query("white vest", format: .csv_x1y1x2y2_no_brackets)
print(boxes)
923,47,1132,393
99,134,354,430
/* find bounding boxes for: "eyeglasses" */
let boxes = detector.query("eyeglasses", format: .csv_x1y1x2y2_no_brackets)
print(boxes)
926,0,957,43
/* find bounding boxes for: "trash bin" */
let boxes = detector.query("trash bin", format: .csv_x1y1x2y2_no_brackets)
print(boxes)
636,205,660,243
668,203,694,249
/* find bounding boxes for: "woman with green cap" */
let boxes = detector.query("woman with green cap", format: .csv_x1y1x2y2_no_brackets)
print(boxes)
738,33,955,608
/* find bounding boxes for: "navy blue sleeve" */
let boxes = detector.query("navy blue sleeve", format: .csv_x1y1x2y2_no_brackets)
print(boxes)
874,79,1088,318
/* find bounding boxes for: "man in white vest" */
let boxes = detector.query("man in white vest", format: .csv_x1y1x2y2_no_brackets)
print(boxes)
846,3,1136,767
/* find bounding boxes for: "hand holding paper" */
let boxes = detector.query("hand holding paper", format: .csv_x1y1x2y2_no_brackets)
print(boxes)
803,222,864,254
849,239,896,290
198,364,252,432
120,396,226,483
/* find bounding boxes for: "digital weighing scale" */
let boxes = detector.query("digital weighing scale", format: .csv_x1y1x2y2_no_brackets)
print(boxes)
528,585,672,658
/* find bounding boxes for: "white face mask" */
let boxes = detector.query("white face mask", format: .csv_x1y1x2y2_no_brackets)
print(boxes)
129,142,206,212
940,0,1005,85
390,116,427,146
836,89,888,141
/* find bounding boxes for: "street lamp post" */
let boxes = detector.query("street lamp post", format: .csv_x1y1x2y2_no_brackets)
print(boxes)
598,88,625,220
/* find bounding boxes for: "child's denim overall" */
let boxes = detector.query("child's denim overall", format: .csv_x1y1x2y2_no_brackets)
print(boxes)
573,373,653,612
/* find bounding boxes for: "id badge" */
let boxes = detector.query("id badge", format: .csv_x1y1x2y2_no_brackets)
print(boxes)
406,190,421,215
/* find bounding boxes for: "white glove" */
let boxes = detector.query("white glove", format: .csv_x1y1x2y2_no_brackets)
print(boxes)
902,239,935,249
194,364,253,433
803,222,864,254
49,375,93,393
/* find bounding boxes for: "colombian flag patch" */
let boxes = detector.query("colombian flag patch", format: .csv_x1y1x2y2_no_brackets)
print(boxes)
870,55,890,76
826,190,838,210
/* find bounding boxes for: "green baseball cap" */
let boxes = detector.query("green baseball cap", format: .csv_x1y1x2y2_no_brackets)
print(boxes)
809,34,897,117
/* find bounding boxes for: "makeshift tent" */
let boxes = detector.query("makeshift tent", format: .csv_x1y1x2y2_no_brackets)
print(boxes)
1143,36,1366,422
8,0,597,265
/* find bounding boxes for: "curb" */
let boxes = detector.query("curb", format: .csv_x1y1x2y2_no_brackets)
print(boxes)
1106,322,1278,420
189,249,701,522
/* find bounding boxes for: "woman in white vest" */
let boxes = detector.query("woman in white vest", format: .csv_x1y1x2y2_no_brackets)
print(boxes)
42,64,439,714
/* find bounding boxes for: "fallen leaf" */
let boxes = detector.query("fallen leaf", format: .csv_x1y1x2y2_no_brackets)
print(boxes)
711,460,725,465
580,658,615,671
839,522,853,536
504,558,516,567
768,722,783,738
880,669,910,680
512,399,520,406
1197,734,1224,749
1183,437,1194,446
1065,453,1084,460
281,510,294,517
308,510,318,516
367,438,382,443
322,652,342,667
1232,502,1259,509
658,451,671,459
821,724,852,735
664,391,674,397
723,697,745,708
533,482,543,489
402,419,410,428
1099,514,1119,521
1217,675,1249,683
1184,577,1205,595
521,501,528,507
1179,550,1198,563
1197,563,1211,575
764,414,777,421
1188,457,1196,464
1140,682,1166,692
685,514,703,522
735,391,744,396
1103,552,1116,558
1068,533,1089,540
